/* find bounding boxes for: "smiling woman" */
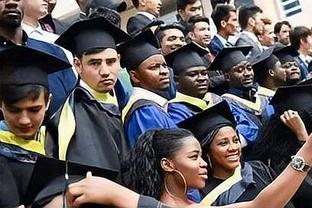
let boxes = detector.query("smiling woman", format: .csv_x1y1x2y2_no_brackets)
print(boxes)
178,101,294,207
121,128,207,207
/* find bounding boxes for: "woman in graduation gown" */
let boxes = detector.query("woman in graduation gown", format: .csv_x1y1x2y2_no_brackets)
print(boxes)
66,106,312,208
0,46,71,207
178,101,294,207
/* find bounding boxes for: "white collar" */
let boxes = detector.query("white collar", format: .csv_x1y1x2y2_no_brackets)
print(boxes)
132,87,168,107
137,11,156,21
215,33,228,46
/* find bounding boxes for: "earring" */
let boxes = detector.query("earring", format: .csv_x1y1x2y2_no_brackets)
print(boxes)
164,169,187,199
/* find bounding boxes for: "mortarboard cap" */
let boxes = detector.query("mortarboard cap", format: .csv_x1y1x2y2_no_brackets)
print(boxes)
118,29,161,71
165,42,208,75
270,84,312,115
86,0,127,13
208,46,252,72
250,47,279,83
0,46,71,89
56,17,130,57
178,101,236,147
273,45,299,65
25,156,118,205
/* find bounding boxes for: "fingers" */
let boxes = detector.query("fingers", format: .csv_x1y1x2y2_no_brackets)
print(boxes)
280,110,298,121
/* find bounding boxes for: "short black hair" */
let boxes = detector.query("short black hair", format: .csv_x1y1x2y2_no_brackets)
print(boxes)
176,0,198,10
0,84,49,106
274,20,291,34
187,15,210,33
290,26,312,50
155,22,185,43
211,4,236,31
210,0,230,10
238,5,262,30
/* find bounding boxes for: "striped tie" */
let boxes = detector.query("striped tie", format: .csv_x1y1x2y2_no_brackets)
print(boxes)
225,42,233,47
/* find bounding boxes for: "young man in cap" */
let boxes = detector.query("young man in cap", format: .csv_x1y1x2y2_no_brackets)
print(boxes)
47,17,129,176
0,46,71,207
127,0,162,35
119,30,176,147
165,42,222,124
209,46,274,146
251,47,286,92
0,0,76,116
274,45,301,85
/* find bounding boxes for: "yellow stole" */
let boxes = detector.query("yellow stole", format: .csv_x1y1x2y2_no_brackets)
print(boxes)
200,165,242,207
0,127,46,155
57,84,118,160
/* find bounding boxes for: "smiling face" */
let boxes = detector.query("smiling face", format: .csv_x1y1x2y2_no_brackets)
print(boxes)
170,136,208,189
208,126,241,178
74,48,120,93
160,28,186,55
281,61,301,84
190,21,211,47
1,90,49,140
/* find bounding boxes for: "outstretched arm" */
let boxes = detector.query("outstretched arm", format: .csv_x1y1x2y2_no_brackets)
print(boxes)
219,110,312,208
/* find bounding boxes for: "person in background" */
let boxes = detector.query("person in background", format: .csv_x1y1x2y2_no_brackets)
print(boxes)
257,17,275,48
39,0,68,34
290,26,312,80
274,20,292,46
209,4,238,57
235,5,264,58
274,45,301,85
22,0,59,43
126,0,162,35
176,0,203,35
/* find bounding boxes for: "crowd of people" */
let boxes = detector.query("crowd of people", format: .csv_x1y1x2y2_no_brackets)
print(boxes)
1,0,312,207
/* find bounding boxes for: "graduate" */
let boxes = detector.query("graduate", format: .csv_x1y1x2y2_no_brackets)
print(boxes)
273,45,301,85
252,84,312,208
0,46,71,207
178,101,293,207
209,46,274,146
165,42,222,124
119,29,176,147
46,17,129,173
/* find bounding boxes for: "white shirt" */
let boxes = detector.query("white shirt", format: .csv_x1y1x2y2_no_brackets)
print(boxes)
137,11,156,21
22,23,59,43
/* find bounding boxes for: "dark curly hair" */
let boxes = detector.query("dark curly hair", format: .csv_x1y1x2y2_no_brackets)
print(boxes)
121,128,193,199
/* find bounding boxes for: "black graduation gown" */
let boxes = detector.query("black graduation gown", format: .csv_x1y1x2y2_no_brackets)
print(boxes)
201,161,294,207
0,155,35,207
46,86,128,170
